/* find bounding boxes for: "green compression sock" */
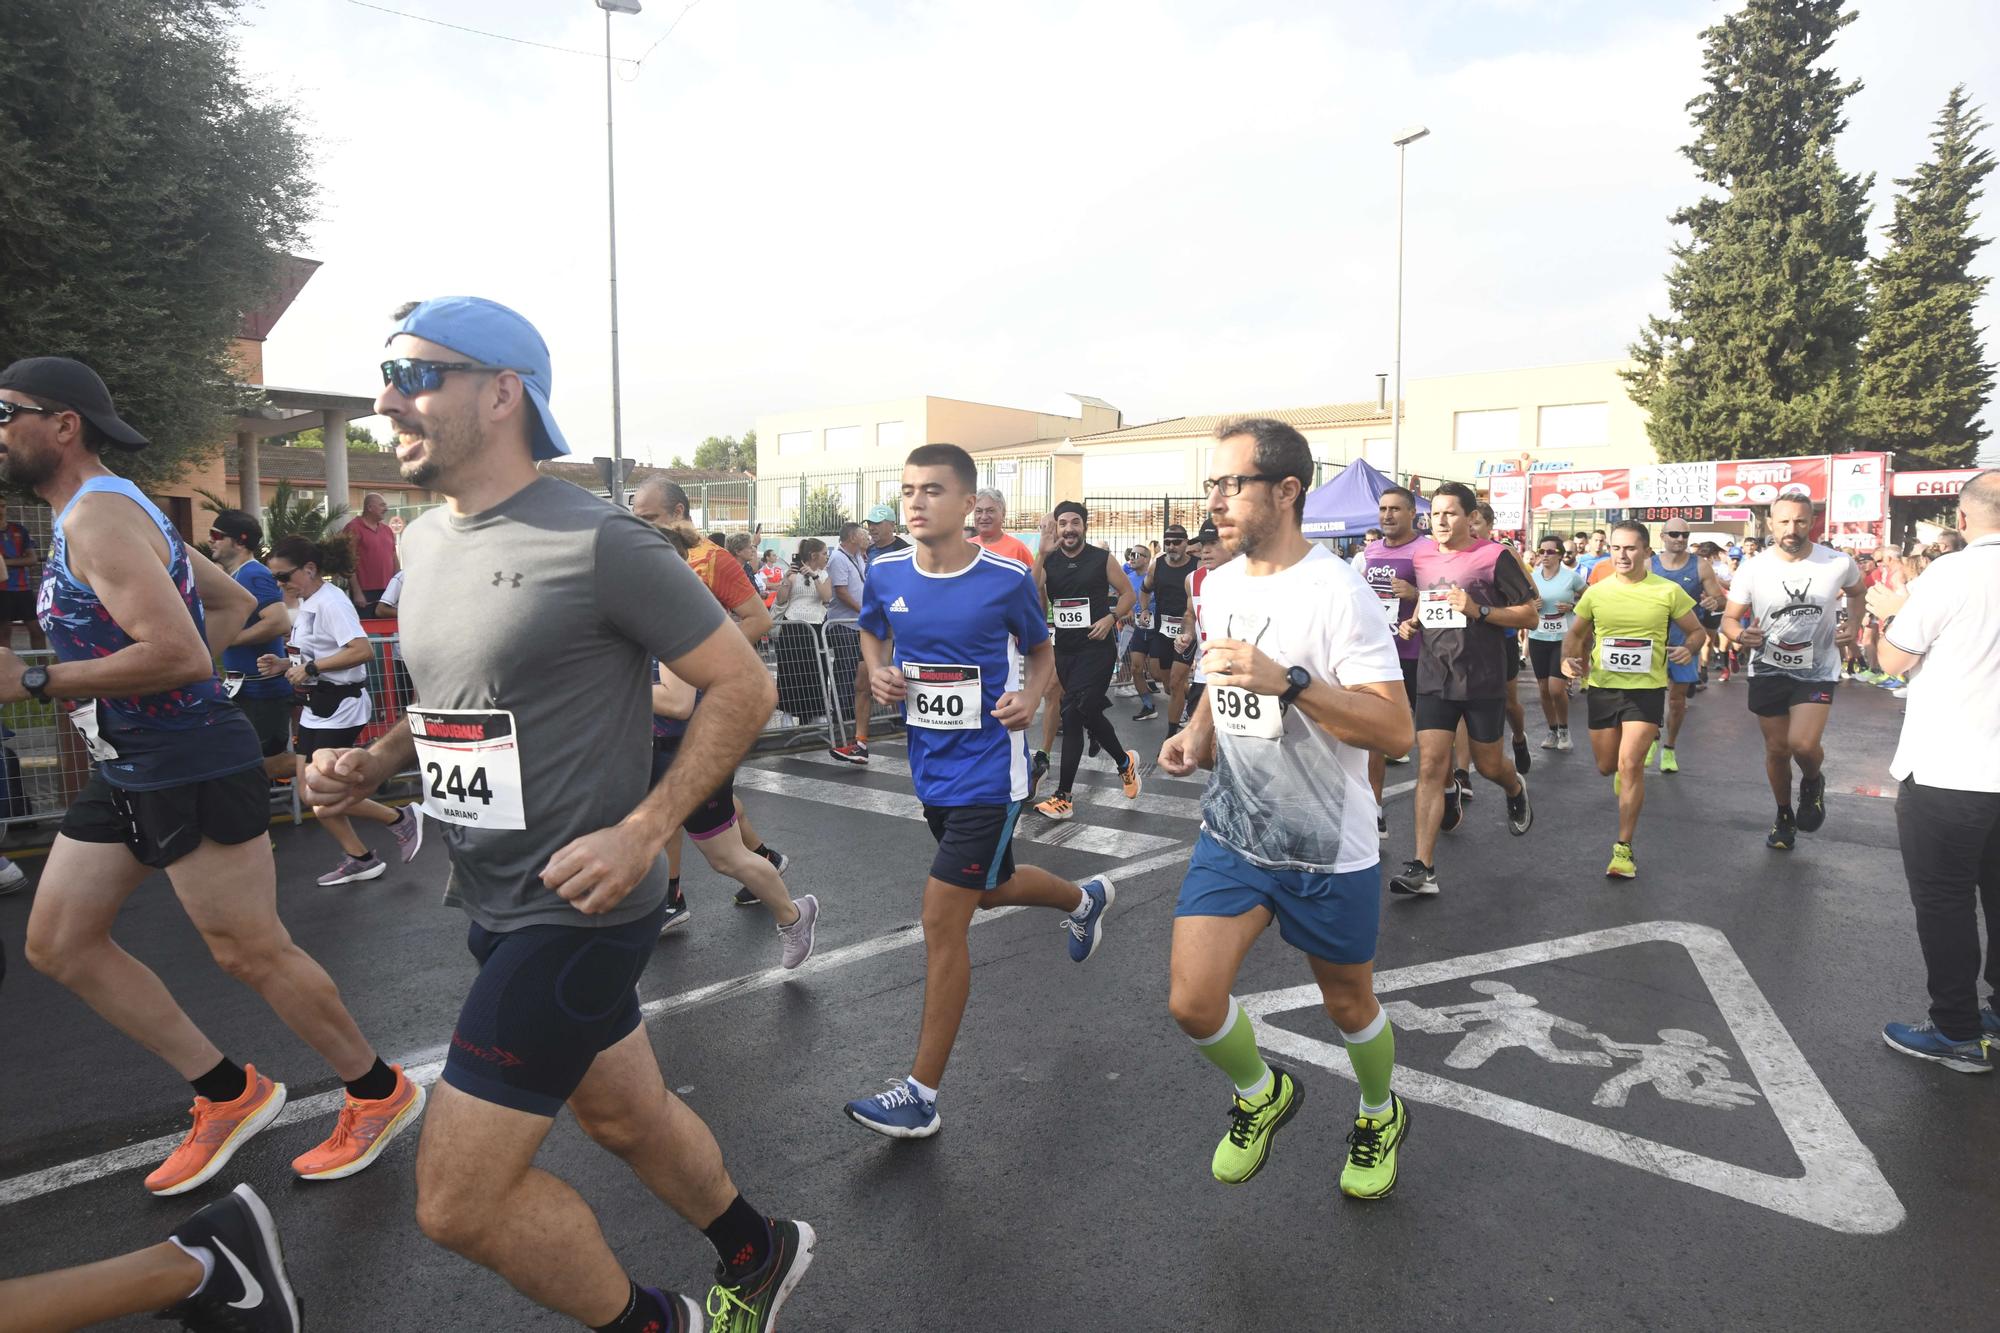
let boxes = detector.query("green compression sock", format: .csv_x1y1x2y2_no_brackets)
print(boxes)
1344,1007,1396,1113
1190,997,1273,1098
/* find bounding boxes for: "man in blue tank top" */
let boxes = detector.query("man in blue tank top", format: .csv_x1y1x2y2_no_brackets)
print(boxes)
841,443,1114,1140
1649,519,1727,774
0,357,420,1208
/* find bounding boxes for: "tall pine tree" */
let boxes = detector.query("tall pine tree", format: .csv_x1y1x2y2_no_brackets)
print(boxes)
1858,86,1994,469
1625,0,1873,461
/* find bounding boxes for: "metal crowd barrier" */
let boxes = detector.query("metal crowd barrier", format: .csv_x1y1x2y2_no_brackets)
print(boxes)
0,622,898,839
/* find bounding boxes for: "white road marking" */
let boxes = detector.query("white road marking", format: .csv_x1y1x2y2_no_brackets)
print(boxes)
732,768,1180,858
0,842,1197,1208
1240,920,1905,1236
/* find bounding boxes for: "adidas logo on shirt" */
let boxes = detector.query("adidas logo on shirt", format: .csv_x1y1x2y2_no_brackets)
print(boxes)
890,596,911,613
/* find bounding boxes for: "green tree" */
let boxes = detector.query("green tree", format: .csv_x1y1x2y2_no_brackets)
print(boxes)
283,423,384,453
0,0,317,489
789,484,849,536
1625,0,1873,461
1858,86,1995,469
691,433,756,472
195,478,348,544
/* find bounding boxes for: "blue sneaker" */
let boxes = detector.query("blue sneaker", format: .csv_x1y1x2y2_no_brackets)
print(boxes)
1066,875,1116,963
1985,1003,2000,1038
1882,1021,1992,1074
844,1078,941,1138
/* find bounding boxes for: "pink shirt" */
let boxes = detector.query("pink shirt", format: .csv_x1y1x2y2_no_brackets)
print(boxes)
348,517,399,592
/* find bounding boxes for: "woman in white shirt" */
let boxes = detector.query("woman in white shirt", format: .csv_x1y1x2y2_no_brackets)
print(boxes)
772,538,834,623
258,535,420,887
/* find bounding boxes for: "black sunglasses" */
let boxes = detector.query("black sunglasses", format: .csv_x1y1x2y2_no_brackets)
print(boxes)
380,358,524,397
0,400,69,425
269,566,300,582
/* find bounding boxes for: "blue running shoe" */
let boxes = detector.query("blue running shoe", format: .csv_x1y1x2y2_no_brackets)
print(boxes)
844,1078,941,1138
1984,1003,2000,1039
1066,875,1116,963
1882,1021,1992,1074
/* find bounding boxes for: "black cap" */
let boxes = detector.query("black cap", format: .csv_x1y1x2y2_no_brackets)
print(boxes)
0,357,148,449
210,508,263,546
1195,520,1220,544
1163,523,1189,538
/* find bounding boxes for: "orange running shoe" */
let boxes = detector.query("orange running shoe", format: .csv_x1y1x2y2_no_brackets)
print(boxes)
145,1065,288,1197
1120,751,1143,801
291,1066,426,1181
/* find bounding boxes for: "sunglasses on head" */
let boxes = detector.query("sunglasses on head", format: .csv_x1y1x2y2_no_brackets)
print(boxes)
380,357,524,397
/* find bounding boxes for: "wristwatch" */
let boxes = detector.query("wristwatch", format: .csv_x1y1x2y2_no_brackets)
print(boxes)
305,660,320,679
20,666,49,702
1279,665,1311,706
1477,604,1492,622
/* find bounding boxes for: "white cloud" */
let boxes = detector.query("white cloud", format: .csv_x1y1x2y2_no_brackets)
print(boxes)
236,1,2000,462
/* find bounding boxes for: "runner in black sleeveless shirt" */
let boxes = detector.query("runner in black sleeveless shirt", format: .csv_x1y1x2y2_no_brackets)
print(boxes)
1034,501,1141,821
1147,524,1199,736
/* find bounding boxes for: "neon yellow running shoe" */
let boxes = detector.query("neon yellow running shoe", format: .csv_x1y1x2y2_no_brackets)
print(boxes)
1606,841,1637,879
1340,1094,1409,1199
1211,1068,1301,1184
1645,741,1658,769
1659,747,1679,775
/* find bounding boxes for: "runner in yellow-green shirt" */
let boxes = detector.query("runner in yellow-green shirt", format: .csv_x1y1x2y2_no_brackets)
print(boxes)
1561,520,1707,879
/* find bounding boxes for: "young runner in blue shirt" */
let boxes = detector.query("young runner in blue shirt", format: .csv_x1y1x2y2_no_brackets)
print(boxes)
843,443,1114,1139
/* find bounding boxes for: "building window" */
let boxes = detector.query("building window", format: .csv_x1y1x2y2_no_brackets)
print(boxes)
1452,408,1519,454
1082,450,1186,491
825,425,863,452
1537,402,1610,450
1362,437,1394,470
777,430,815,457
877,421,905,450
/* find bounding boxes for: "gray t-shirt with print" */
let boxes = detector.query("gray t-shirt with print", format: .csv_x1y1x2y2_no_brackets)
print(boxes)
397,477,726,932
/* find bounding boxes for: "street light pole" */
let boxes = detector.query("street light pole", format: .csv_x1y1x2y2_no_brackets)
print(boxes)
1391,124,1429,486
599,0,641,507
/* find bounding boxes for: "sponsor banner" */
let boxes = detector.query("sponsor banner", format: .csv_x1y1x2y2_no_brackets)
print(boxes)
1531,468,1631,511
1489,475,1528,532
1890,467,1983,499
1712,457,1828,506
1830,454,1887,523
1630,462,1717,508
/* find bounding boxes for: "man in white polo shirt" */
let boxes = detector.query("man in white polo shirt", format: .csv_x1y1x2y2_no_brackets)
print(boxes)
1868,470,2000,1075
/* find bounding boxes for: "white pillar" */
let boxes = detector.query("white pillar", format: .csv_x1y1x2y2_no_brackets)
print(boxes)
237,431,261,519
321,410,350,519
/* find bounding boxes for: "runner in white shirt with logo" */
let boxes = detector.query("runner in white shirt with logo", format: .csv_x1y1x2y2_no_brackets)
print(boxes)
1720,493,1864,850
1158,418,1415,1201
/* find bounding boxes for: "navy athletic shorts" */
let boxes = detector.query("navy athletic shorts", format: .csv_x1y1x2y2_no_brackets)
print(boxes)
1175,830,1379,965
442,901,669,1117
924,801,1024,891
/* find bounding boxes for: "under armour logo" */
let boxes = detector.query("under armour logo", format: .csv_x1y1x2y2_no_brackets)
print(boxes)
492,571,523,588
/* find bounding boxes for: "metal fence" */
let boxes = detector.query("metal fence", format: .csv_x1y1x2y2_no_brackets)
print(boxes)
0,622,897,841
1081,494,1212,558
761,458,1054,536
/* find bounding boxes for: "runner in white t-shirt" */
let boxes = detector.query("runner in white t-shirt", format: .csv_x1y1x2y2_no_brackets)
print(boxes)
258,536,421,887
1158,418,1414,1202
1719,495,1864,850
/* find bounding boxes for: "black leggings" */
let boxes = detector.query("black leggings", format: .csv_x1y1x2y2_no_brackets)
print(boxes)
1056,643,1127,794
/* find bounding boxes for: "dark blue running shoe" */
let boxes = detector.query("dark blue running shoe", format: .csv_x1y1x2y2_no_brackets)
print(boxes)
845,1078,941,1138
1882,1021,1992,1074
1066,875,1116,962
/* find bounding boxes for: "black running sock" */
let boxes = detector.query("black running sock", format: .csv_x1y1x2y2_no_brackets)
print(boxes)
749,843,768,858
191,1057,248,1104
667,877,683,905
594,1281,676,1333
1777,805,1794,821
345,1057,398,1102
704,1194,773,1283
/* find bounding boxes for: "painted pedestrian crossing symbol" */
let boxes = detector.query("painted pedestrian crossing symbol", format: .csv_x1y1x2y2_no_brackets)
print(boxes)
1240,921,1904,1235
1383,979,1762,1110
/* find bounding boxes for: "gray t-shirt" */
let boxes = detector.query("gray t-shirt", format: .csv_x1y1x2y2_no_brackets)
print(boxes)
397,478,726,931
825,546,865,624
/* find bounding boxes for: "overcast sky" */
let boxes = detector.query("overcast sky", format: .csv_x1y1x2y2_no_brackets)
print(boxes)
235,0,2000,463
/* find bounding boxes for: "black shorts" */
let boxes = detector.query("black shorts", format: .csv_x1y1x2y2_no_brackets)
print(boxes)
1748,676,1837,718
442,901,668,1118
60,766,269,870
1527,638,1565,681
0,589,36,624
1505,639,1522,682
1150,619,1191,670
296,723,364,764
651,742,738,840
1413,693,1506,745
1586,686,1666,730
925,801,1024,891
1399,657,1419,703
235,695,294,759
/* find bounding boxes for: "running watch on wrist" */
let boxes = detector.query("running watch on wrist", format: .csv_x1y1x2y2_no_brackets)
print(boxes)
1279,665,1310,706
20,666,49,702
1477,604,1492,621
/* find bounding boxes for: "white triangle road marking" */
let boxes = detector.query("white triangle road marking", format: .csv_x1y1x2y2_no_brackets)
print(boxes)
1240,920,1905,1235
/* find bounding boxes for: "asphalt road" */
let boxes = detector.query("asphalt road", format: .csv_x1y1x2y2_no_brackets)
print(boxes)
2,679,1996,1332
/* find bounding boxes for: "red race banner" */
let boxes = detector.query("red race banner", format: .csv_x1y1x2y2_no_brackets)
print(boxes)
1712,457,1827,505
1531,468,1632,511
